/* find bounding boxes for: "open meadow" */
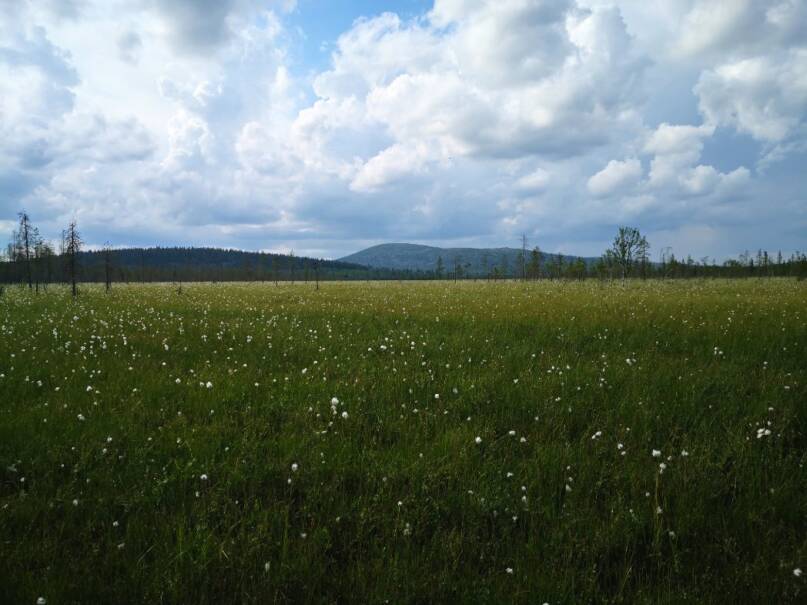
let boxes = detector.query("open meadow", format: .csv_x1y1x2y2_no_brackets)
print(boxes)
1,279,805,604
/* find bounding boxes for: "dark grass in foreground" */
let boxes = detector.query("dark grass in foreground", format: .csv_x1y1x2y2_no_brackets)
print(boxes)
0,280,805,604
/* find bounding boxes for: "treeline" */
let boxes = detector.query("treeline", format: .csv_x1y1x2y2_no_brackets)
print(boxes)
427,250,807,281
2,214,806,292
0,213,442,290
431,227,807,281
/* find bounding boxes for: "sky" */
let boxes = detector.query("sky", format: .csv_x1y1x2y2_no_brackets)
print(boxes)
0,0,805,261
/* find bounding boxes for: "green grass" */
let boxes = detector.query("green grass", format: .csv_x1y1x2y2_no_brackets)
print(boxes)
1,279,805,604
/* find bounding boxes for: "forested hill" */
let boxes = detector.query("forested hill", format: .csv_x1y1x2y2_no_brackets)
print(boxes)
73,247,377,282
340,243,599,275
0,246,413,283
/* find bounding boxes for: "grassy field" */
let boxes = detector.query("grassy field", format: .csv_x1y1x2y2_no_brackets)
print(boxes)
1,280,805,604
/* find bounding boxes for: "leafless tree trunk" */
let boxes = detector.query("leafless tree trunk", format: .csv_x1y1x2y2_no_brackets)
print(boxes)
63,220,82,298
103,242,113,292
16,212,36,290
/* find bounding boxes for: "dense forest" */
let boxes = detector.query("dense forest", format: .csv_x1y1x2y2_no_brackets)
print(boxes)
0,243,429,285
2,213,806,289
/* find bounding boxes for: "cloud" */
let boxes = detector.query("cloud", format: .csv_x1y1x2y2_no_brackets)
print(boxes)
0,0,804,259
515,168,551,193
151,0,295,53
675,0,807,59
643,122,751,199
645,123,714,186
587,159,642,197
151,0,241,52
350,142,432,192
117,31,142,64
696,50,807,143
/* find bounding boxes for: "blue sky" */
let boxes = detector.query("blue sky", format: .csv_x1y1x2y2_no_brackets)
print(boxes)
1,0,805,260
287,0,432,70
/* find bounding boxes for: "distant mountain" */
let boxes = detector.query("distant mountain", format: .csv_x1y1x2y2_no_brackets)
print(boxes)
339,243,598,275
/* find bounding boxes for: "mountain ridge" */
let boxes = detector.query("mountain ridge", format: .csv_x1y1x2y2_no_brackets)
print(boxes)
339,243,598,275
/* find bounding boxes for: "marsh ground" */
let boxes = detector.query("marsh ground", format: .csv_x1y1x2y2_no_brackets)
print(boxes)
1,280,805,603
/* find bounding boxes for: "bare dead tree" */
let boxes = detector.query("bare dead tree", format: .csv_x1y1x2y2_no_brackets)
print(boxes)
103,242,113,292
63,219,82,298
16,212,36,290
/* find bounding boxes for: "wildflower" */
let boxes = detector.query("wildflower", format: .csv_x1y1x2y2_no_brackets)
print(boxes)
291,463,299,472
331,397,339,405
506,567,514,574
200,474,208,481
652,449,661,458
794,568,803,577
341,411,349,419
475,436,482,445
205,381,213,389
37,598,47,605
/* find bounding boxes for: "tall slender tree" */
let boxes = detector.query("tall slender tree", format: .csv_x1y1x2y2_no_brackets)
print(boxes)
103,242,113,292
63,219,82,298
15,212,37,290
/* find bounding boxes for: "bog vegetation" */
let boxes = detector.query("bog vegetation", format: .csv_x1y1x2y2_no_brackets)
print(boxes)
1,279,805,604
